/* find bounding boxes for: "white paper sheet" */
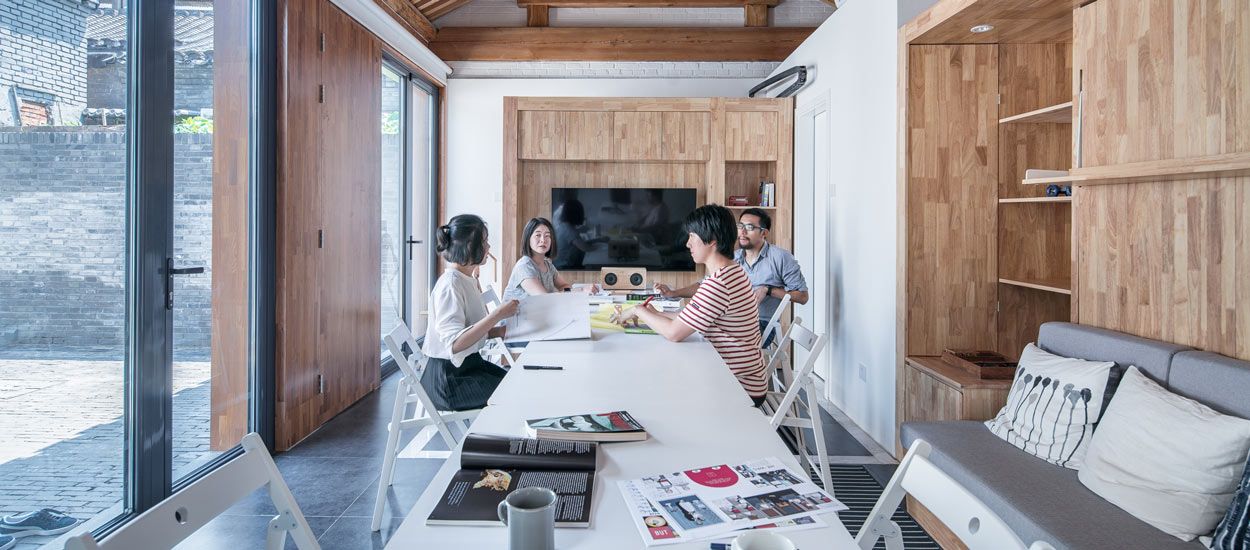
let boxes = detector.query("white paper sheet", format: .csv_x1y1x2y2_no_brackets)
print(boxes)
503,293,592,343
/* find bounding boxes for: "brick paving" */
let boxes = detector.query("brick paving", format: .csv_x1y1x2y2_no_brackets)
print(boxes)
0,355,217,549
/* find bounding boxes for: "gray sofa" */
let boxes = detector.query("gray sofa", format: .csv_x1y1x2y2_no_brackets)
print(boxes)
901,322,1250,550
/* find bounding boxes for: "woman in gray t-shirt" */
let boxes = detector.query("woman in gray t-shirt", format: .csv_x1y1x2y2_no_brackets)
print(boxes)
505,217,597,301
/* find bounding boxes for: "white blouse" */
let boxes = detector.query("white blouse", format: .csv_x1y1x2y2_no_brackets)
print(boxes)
421,269,489,367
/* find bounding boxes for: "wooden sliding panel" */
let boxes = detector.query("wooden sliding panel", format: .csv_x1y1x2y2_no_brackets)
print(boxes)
905,44,999,356
320,2,382,424
724,111,778,161
613,112,664,160
1074,0,1250,168
276,0,324,451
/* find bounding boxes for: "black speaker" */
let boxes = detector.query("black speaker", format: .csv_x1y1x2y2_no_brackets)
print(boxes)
601,267,647,291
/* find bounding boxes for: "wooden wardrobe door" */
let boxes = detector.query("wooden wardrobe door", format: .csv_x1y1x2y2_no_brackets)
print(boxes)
276,0,324,451
319,2,381,423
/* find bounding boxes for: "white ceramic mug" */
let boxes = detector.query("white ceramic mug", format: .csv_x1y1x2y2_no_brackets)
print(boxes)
496,487,557,550
730,530,797,550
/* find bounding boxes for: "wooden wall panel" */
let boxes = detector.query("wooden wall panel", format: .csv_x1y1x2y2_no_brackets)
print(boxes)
276,0,324,451
998,284,1070,360
661,112,710,162
319,2,381,424
1074,0,1250,168
998,43,1071,119
725,111,778,161
999,124,1071,199
612,112,664,160
518,110,565,160
565,111,613,160
210,0,251,450
1075,178,1250,360
519,161,708,288
905,44,1000,356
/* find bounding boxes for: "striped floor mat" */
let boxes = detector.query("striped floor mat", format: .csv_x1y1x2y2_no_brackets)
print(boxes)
809,464,942,550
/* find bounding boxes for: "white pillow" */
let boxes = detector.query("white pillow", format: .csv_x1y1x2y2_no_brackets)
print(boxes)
1078,367,1250,541
985,343,1116,469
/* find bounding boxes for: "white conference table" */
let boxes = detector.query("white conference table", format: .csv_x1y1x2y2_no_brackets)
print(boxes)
386,332,857,549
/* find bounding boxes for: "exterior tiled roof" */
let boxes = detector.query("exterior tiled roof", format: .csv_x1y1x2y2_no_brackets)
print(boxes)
87,7,214,53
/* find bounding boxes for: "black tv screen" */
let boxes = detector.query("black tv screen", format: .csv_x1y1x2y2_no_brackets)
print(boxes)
550,187,697,271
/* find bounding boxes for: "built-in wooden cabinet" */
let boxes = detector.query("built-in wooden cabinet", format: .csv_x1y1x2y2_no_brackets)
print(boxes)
505,97,793,289
276,0,381,451
903,357,1011,424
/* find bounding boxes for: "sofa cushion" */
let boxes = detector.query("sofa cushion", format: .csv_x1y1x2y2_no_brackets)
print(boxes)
900,421,1203,550
1168,351,1250,420
1037,322,1191,385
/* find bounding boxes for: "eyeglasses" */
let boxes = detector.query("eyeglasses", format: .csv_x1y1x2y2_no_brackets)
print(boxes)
736,223,763,233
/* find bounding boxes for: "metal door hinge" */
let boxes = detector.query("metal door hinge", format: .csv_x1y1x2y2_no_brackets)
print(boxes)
996,300,1001,313
319,33,325,52
318,229,324,248
316,374,324,394
318,84,325,103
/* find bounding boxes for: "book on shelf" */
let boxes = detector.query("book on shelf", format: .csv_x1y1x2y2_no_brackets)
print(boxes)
426,433,598,527
525,411,649,442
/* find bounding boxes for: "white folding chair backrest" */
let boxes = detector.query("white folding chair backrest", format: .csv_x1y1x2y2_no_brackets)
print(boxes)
762,293,792,350
384,322,425,381
481,283,502,311
64,433,318,550
767,319,827,430
856,440,1055,550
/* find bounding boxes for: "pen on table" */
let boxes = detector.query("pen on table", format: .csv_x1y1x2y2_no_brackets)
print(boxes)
708,543,730,550
522,365,563,370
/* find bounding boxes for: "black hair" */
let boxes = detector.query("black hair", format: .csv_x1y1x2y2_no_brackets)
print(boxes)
436,214,489,265
682,204,736,259
521,217,557,258
557,199,586,226
739,208,772,231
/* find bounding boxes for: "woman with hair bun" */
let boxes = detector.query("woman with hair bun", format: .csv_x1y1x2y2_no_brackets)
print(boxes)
421,214,518,411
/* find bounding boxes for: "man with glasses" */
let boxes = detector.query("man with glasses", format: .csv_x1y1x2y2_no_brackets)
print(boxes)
655,208,808,347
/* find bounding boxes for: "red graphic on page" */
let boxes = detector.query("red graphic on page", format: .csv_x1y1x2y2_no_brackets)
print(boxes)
683,465,738,488
648,525,678,540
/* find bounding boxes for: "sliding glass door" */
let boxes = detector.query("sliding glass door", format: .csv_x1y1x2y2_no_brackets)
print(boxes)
380,58,439,363
0,0,269,539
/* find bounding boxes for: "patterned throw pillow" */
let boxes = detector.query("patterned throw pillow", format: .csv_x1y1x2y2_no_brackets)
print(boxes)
985,343,1117,470
1211,451,1250,549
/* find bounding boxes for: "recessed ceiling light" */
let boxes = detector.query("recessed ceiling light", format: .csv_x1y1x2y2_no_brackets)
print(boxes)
970,24,994,33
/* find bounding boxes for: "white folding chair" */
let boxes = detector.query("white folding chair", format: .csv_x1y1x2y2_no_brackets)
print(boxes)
476,284,518,368
759,317,832,492
64,433,317,550
373,322,482,530
762,293,793,388
856,440,1056,550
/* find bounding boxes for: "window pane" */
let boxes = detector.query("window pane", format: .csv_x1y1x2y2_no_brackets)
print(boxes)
172,0,250,480
381,66,404,353
0,0,128,534
409,83,433,336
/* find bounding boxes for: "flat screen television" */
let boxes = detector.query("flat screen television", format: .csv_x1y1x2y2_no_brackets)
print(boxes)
549,187,697,271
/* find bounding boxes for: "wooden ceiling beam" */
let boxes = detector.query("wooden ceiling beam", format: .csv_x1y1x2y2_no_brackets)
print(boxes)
424,0,476,20
429,27,814,61
373,0,437,42
527,5,550,27
516,0,781,7
744,4,769,27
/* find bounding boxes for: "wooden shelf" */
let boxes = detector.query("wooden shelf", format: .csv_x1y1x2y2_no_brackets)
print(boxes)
1023,153,1250,186
998,277,1072,295
726,205,778,210
998,196,1071,204
999,101,1073,124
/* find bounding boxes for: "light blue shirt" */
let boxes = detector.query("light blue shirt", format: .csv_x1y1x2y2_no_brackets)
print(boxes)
734,242,807,321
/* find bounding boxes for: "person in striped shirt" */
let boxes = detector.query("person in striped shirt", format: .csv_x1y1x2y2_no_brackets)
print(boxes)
613,204,769,406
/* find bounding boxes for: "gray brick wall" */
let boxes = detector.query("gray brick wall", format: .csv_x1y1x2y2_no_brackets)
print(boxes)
0,127,213,358
0,0,96,124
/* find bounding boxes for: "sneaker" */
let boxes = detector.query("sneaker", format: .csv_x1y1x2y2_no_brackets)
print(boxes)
0,508,80,538
0,534,13,550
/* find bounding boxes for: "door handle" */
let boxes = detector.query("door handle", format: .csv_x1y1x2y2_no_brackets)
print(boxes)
165,258,206,310
406,238,422,260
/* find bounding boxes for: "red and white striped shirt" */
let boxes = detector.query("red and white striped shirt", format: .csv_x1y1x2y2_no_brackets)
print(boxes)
678,263,767,397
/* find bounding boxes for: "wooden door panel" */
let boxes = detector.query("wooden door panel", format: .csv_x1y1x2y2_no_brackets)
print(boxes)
564,111,612,160
518,111,565,159
612,111,663,160
725,111,778,161
661,111,710,161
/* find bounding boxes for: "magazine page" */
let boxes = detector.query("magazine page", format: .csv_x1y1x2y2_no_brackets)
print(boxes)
427,467,594,527
459,433,597,471
617,457,847,546
526,411,645,435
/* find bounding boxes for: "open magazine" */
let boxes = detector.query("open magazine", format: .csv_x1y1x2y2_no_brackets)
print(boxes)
427,434,598,527
618,457,846,546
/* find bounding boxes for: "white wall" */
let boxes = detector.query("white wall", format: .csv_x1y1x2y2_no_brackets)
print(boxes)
775,0,914,452
445,77,759,289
